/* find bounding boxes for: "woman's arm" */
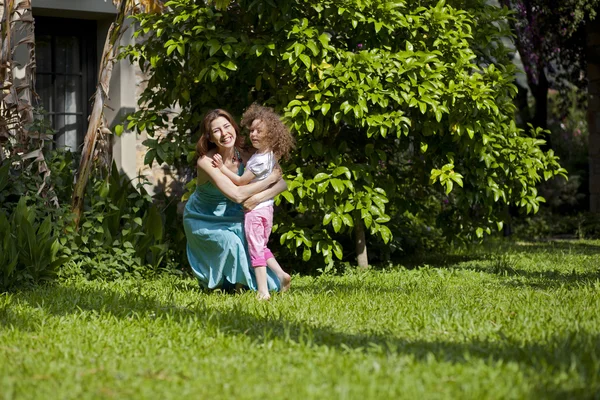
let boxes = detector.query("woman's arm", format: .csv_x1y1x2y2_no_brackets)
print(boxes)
212,153,256,186
197,156,280,204
243,178,288,211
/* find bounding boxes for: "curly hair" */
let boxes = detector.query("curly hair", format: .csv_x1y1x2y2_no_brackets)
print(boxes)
240,103,295,161
196,109,245,156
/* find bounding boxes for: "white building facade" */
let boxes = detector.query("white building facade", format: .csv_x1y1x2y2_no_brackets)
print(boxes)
32,0,175,194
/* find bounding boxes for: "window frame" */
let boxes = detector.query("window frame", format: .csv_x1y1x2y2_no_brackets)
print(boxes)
34,17,97,150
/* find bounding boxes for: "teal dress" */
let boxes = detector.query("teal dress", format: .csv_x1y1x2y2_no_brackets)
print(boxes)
183,164,281,291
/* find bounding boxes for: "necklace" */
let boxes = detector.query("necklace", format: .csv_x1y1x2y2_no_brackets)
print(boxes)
233,147,241,163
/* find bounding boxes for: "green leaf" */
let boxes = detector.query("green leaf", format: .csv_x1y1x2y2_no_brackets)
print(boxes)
314,173,329,182
311,141,323,155
146,205,163,241
306,118,315,133
445,180,453,195
302,247,312,261
281,191,294,204
332,216,342,233
144,149,157,166
333,243,343,260
221,60,237,71
332,166,350,179
379,225,392,244
208,39,221,56
299,54,311,68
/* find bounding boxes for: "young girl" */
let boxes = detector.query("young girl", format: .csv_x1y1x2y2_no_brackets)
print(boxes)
212,104,295,300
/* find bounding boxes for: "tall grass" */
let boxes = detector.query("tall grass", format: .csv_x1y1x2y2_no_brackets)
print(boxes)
1,240,599,399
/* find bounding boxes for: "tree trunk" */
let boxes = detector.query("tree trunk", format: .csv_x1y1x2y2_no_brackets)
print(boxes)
587,20,600,213
1,0,36,144
1,0,15,140
530,68,549,130
514,81,530,127
71,0,129,227
355,216,369,269
529,67,551,149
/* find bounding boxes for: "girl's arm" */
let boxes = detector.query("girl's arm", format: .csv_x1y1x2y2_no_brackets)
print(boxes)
243,178,288,211
197,155,280,204
213,153,256,186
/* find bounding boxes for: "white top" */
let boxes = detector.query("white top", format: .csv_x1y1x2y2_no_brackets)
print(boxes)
246,150,275,210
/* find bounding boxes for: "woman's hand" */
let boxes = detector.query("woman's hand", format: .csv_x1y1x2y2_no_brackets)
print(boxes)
242,194,262,211
268,164,282,183
197,153,283,204
243,178,288,211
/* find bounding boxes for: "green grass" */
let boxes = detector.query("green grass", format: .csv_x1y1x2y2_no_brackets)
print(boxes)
1,240,599,399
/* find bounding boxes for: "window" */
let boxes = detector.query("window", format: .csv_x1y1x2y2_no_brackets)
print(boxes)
35,17,96,151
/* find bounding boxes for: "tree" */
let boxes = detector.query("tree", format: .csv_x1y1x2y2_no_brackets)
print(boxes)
122,0,565,268
588,14,600,212
499,0,600,213
499,1,599,128
71,0,163,228
1,0,38,159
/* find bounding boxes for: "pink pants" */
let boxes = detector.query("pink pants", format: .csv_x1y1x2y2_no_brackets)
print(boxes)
245,205,274,267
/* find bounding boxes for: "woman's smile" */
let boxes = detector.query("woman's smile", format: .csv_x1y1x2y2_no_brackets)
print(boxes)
220,134,233,144
210,116,236,147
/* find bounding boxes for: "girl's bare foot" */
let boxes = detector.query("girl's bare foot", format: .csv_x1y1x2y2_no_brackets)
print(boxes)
279,273,291,293
265,258,291,293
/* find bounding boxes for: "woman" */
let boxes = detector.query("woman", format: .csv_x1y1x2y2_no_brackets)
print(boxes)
183,109,288,292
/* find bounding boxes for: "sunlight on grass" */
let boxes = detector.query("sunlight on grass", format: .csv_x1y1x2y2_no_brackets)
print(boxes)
1,240,599,399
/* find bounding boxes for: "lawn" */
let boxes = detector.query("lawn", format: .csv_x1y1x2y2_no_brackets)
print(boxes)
1,240,599,399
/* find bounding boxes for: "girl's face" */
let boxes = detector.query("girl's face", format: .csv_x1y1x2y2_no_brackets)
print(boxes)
249,119,268,151
209,116,236,149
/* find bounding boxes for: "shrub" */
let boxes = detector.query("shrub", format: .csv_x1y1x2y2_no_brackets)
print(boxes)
60,162,184,280
0,195,69,291
122,0,565,269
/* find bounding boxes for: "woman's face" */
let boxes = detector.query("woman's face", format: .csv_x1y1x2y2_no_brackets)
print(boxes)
209,116,236,149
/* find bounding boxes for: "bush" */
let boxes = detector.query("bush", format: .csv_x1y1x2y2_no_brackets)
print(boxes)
0,118,185,285
0,161,71,290
123,0,565,270
60,162,185,280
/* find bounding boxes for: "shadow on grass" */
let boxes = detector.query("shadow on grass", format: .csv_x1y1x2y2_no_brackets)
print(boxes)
455,264,600,290
1,280,598,399
493,239,600,256
376,254,485,270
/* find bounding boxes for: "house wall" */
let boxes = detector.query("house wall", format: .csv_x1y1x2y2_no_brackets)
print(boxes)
30,0,177,196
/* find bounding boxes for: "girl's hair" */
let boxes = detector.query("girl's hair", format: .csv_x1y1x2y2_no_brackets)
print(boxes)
196,109,245,156
240,103,295,160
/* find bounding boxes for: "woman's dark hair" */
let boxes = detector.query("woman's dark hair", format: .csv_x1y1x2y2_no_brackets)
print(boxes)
196,109,244,156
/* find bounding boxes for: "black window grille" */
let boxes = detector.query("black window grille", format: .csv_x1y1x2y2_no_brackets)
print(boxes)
34,17,97,151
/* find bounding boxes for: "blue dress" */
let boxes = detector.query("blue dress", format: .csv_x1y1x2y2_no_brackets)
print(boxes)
183,164,281,291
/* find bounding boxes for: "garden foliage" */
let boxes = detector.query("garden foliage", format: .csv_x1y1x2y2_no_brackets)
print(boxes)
122,0,566,268
0,117,183,289
0,140,73,290
64,162,177,280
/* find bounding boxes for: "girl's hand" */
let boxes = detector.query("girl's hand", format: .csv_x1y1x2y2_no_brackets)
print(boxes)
212,153,224,169
242,194,261,211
